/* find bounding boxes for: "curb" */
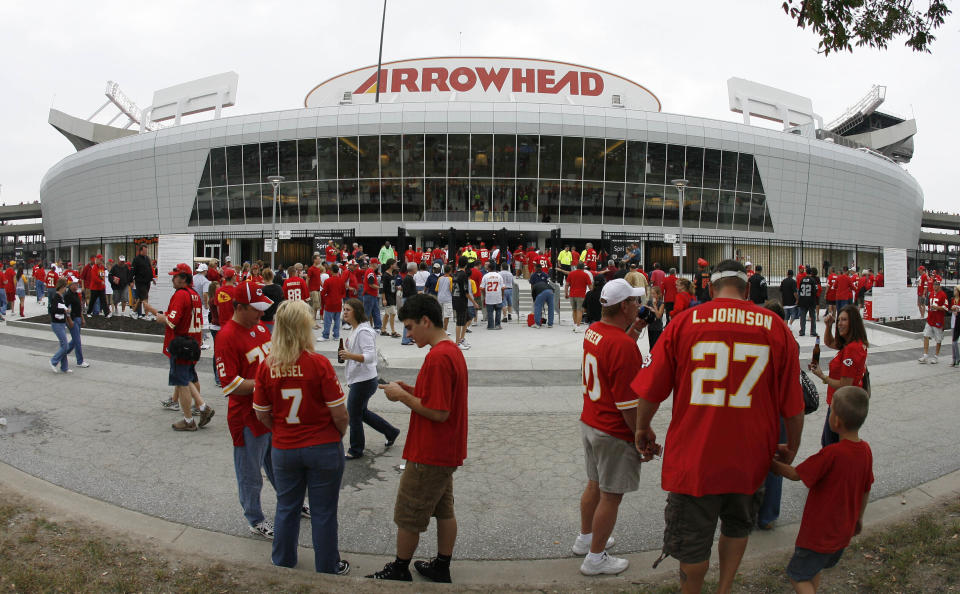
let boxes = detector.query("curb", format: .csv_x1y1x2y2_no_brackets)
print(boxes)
864,320,923,339
6,320,165,343
2,460,958,589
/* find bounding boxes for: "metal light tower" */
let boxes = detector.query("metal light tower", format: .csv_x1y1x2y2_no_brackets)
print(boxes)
266,175,285,270
672,179,688,277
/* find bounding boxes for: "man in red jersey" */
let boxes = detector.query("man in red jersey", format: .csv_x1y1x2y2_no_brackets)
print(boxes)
478,242,489,267
368,295,468,583
404,244,417,267
825,267,838,317
919,279,949,364
144,263,214,431
44,267,59,300
319,264,346,341
513,246,525,277
526,246,538,278
32,262,46,304
874,268,884,287
414,246,424,268
566,262,593,331
835,267,852,311
916,265,929,318
306,255,326,326
662,267,678,322
631,259,804,594
282,267,309,302
324,240,337,265
87,255,108,316
575,279,647,576
432,245,446,266
583,243,598,272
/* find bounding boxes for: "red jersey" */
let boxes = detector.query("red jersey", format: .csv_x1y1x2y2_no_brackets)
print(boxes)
513,249,525,266
469,267,482,298
795,440,874,553
404,249,417,264
163,287,203,361
320,273,346,313
478,248,489,263
32,265,44,282
403,340,469,466
420,251,431,265
215,319,271,446
539,253,551,270
836,274,851,301
631,298,803,496
253,351,345,449
414,250,424,265
526,250,538,272
827,340,867,405
672,291,692,315
580,322,644,442
364,268,380,297
45,270,59,288
571,250,580,266
917,273,929,296
796,271,807,286
583,249,598,271
663,274,678,302
214,284,237,327
875,272,884,287
324,245,337,263
826,273,838,300
306,265,325,293
282,277,308,302
88,265,106,291
566,269,592,298
432,247,445,263
927,289,948,329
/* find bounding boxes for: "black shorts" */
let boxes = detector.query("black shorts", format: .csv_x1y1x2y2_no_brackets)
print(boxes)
135,281,151,302
452,298,469,327
786,547,844,582
662,491,762,564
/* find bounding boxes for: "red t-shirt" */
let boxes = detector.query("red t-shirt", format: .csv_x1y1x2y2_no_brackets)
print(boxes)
663,274,678,303
478,248,489,263
214,285,237,327
215,319,272,446
32,265,44,282
631,298,803,496
404,249,417,264
320,273,346,313
835,274,850,301
580,322,644,442
513,250,525,266
282,277,308,302
796,272,807,286
163,287,202,361
45,270,59,288
325,245,337,263
927,289,948,329
88,265,106,291
402,340,469,466
795,440,874,553
673,291,692,314
364,268,380,297
526,251,538,271
583,249,598,271
917,273,929,296
305,265,324,293
875,273,883,287
432,247,445,262
415,250,425,265
571,250,580,266
253,351,346,449
826,274,838,300
827,340,867,405
566,269,591,298
469,267,483,298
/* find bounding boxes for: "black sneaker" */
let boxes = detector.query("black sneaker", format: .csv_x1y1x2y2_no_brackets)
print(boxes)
414,558,452,583
366,561,413,581
385,429,400,448
335,559,350,575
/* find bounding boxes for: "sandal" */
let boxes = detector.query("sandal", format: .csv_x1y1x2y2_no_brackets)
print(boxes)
381,331,390,336
390,332,401,338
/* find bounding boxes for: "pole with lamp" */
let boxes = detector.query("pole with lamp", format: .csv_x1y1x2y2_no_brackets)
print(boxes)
671,178,688,278
266,175,285,271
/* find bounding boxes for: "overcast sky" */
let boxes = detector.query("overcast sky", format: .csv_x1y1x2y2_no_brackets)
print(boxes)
1,0,955,213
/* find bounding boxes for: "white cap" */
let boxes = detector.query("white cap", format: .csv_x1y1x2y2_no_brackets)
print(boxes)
600,278,646,305
196,263,208,272
224,256,232,262
745,261,753,267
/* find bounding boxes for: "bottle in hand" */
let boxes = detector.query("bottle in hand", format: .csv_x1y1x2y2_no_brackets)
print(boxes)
337,338,345,364
812,336,821,366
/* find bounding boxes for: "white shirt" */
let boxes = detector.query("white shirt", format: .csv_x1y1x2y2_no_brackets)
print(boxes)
499,270,514,289
413,269,431,290
481,271,504,305
344,322,378,385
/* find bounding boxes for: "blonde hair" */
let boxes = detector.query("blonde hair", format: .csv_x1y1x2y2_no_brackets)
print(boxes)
266,300,315,370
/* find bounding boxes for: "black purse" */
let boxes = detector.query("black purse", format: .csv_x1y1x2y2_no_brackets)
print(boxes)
169,335,201,362
799,370,819,415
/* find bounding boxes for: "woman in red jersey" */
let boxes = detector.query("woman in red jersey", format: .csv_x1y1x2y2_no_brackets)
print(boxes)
671,278,695,315
253,300,349,575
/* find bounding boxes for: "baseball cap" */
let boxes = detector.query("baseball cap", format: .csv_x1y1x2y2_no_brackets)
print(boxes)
168,263,192,276
196,263,208,272
119,255,126,261
600,278,646,305
918,265,925,271
224,256,232,262
433,262,441,270
96,254,103,259
222,268,236,279
67,274,79,284
108,259,114,263
234,281,273,311
697,258,709,267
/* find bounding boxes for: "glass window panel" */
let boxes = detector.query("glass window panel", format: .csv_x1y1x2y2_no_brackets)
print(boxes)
761,198,773,232
447,134,470,177
539,135,562,179
227,186,245,225
471,134,492,178
682,187,702,229
359,179,380,221
732,191,750,230
516,135,538,178
737,153,753,192
559,180,582,223
338,180,358,222
196,188,213,226
605,139,626,183
703,149,721,189
625,140,646,183
645,143,666,185
752,159,765,194
226,146,243,186
380,135,401,178
316,138,337,179
515,181,536,223
425,134,447,178
258,184,274,226
299,181,318,222
494,134,516,179
380,180,402,221
278,181,299,224
210,147,226,186
425,178,446,221
297,139,317,181
720,151,738,191
337,137,358,179
666,145,685,183
260,142,278,180
359,136,380,179
699,188,719,229
643,184,664,227
242,144,260,185
718,190,736,228
685,147,704,189
663,185,680,228
470,179,491,221
537,180,560,223
623,183,644,225
583,138,605,181
447,178,469,222
402,134,424,179
603,182,624,225
199,153,212,187
493,178,514,223
243,185,262,225
278,141,297,179
748,193,765,231
403,178,424,222
561,136,583,181
582,181,603,224
317,180,338,222
211,186,229,226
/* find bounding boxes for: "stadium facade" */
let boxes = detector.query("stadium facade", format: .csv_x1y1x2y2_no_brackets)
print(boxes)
40,58,923,273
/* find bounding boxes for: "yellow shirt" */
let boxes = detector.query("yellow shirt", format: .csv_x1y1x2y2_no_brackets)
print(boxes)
557,250,573,266
463,250,477,263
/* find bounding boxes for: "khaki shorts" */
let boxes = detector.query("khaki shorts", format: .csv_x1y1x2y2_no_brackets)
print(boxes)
442,301,454,320
310,290,321,310
570,296,585,311
394,462,457,533
662,491,762,564
923,323,944,343
581,422,640,494
383,304,397,316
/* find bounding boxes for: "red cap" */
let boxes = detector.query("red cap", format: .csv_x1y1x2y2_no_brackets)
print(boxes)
798,264,805,270
222,268,236,279
108,259,114,263
371,258,379,264
96,254,103,259
233,281,273,311
89,256,96,261
697,258,708,267
918,265,925,271
168,263,192,275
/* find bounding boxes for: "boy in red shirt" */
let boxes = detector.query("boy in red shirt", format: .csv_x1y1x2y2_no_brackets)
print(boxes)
565,263,592,331
370,294,468,584
773,386,873,592
919,280,949,364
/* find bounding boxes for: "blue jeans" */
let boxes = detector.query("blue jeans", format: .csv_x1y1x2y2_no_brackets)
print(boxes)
821,406,839,448
271,442,344,573
836,299,850,311
36,280,45,302
486,303,502,328
362,295,381,330
502,288,513,311
533,289,555,327
50,323,70,371
758,421,787,527
798,304,817,336
467,302,476,323
66,317,84,365
322,311,341,340
347,377,398,457
233,427,276,526
210,329,220,386
0,291,6,315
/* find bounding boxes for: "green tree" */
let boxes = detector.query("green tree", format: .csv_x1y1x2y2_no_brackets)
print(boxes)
782,0,952,54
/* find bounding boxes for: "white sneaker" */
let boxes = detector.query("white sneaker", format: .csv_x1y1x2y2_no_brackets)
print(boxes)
200,343,210,350
919,354,929,364
249,520,274,539
77,362,90,368
572,326,580,333
316,336,327,342
930,355,939,364
580,551,629,576
572,534,616,555
50,363,60,374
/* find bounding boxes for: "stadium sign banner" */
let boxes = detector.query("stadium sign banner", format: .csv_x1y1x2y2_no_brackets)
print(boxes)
305,57,661,111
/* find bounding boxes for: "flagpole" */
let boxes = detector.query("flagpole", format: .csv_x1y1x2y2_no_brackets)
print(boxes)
375,0,387,103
